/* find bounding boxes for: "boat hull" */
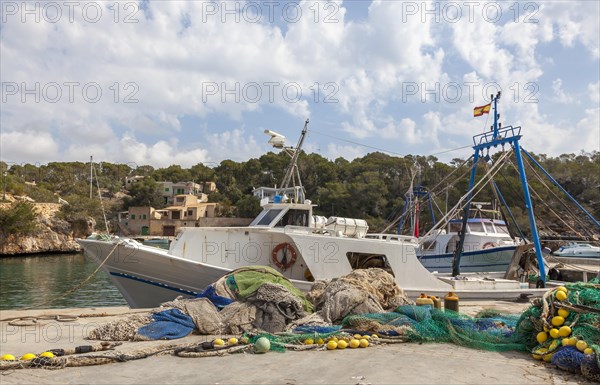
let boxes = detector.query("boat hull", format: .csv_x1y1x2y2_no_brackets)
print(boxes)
79,238,547,308
418,246,516,273
79,238,314,308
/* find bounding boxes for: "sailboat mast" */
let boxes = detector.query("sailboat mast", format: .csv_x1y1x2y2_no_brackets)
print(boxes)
89,155,93,199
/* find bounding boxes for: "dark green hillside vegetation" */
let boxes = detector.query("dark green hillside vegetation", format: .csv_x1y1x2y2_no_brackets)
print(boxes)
1,150,598,237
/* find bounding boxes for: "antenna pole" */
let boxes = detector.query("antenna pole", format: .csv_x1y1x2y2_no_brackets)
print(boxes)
492,92,501,140
90,156,93,199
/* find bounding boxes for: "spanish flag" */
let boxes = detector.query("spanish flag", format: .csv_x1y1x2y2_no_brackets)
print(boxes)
473,103,491,117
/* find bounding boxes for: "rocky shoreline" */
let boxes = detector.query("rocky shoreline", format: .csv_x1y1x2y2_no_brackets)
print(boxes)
0,202,81,256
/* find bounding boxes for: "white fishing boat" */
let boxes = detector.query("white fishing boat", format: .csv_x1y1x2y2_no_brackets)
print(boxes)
391,181,521,273
78,118,550,308
417,217,519,273
552,243,600,259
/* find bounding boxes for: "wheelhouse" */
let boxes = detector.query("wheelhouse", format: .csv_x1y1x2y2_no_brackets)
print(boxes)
250,203,314,228
447,219,511,236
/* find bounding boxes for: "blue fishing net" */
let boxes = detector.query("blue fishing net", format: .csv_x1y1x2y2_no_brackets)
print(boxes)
292,325,341,334
195,284,234,309
137,308,195,340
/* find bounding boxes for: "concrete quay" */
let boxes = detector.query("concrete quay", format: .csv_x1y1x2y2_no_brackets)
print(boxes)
0,302,587,384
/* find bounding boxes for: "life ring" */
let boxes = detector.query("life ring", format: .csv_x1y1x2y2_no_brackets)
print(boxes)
272,242,297,270
483,242,497,249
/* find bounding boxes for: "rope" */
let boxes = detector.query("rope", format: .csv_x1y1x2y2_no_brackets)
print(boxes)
21,241,122,310
92,163,110,234
521,156,596,238
506,160,587,238
381,155,474,234
422,149,512,239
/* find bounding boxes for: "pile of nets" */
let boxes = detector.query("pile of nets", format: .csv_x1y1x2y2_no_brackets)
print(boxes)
514,280,600,382
306,268,412,324
87,267,409,341
89,266,312,340
338,279,599,381
342,305,524,352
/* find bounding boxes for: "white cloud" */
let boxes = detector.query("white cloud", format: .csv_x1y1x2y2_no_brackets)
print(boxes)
551,78,574,104
1,0,598,167
589,82,600,103
118,135,210,168
325,143,366,161
576,108,600,152
1,131,60,163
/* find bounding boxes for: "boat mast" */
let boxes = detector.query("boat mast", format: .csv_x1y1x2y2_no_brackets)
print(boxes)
452,91,548,286
90,155,93,199
279,119,309,203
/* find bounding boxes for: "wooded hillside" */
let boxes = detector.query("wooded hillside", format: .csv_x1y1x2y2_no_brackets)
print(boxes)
1,150,598,237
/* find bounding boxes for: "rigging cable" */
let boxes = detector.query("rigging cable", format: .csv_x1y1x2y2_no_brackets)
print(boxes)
522,155,597,236
421,149,513,239
93,163,110,234
381,155,474,233
505,159,585,238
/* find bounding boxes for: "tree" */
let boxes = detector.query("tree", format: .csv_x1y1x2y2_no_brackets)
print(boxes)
152,165,191,183
236,196,261,218
122,177,163,209
0,201,38,251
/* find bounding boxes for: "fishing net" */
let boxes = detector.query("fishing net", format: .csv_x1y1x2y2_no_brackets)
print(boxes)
341,305,524,350
521,280,600,381
246,331,350,353
336,279,599,381
219,266,314,312
309,268,412,323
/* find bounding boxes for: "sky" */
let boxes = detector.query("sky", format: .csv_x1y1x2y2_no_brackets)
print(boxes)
1,0,599,168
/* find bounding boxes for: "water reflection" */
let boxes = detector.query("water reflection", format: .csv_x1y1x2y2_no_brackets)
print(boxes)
0,253,126,309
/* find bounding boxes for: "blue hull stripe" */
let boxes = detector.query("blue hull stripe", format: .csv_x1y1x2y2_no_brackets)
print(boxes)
109,272,197,296
552,255,599,260
419,246,515,270
419,246,516,261
419,262,510,270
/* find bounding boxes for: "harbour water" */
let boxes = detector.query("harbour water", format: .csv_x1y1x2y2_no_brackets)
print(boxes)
0,253,126,310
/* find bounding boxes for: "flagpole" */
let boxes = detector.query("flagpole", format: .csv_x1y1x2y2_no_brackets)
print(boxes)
492,92,501,140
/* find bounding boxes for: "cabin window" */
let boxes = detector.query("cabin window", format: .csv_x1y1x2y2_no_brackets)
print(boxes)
421,240,437,251
256,209,283,226
495,224,510,235
449,222,462,233
276,209,308,227
468,222,485,232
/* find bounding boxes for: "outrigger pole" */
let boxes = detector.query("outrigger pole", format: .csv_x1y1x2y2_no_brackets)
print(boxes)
452,91,547,286
279,118,309,203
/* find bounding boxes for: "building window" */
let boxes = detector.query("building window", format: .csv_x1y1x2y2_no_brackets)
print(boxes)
165,188,170,192
131,214,136,219
177,188,184,194
142,214,147,219
187,210,193,216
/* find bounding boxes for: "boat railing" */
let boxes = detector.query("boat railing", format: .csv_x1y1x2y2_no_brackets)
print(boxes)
365,233,418,243
472,125,521,147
